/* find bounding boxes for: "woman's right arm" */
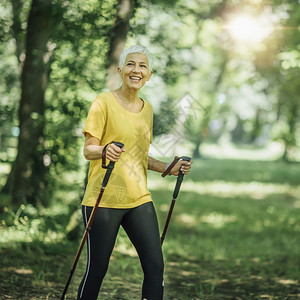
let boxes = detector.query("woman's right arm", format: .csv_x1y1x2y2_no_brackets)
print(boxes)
83,133,125,161
83,133,103,160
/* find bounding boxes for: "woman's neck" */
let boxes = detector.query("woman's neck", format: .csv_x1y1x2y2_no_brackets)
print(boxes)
115,86,139,103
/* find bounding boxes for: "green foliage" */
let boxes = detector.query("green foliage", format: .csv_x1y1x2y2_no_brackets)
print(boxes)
253,1,300,160
0,3,21,161
153,99,177,136
42,0,118,177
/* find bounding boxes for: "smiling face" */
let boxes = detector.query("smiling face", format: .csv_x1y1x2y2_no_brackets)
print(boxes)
118,53,153,90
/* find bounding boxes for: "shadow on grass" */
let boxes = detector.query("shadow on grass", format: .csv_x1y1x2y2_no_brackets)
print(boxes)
0,240,78,299
163,252,299,300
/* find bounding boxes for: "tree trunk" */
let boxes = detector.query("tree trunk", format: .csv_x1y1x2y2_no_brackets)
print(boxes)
192,140,202,159
282,101,298,161
106,0,137,90
250,109,262,143
5,0,55,206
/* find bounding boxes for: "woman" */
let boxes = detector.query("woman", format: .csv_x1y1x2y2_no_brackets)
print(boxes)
78,45,192,300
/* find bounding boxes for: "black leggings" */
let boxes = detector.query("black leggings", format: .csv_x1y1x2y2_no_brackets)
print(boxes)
77,202,164,300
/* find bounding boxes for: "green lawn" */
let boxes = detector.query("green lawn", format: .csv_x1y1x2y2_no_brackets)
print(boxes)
0,158,299,299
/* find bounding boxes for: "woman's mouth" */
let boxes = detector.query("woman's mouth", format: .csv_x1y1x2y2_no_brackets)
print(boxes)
129,76,142,82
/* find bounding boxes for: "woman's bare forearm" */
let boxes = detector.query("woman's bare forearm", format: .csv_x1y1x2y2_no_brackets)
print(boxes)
148,156,167,173
84,145,104,160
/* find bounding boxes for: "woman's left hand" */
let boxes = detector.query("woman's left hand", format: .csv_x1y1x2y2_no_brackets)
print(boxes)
170,160,192,176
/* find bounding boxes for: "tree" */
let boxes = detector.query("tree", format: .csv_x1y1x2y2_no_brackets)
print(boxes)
3,0,60,205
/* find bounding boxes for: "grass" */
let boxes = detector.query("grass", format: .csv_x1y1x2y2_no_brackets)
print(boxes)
0,158,299,299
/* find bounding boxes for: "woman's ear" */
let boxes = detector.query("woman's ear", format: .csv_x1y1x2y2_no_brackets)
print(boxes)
117,67,122,78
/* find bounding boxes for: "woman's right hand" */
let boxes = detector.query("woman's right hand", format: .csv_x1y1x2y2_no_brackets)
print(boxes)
106,143,125,162
84,133,125,161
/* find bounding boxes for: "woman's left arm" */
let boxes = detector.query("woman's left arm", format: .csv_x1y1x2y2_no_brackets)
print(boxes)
148,156,167,174
148,156,192,176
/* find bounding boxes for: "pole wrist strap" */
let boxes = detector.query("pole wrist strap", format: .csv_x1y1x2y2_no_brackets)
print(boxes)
162,156,180,177
102,141,115,169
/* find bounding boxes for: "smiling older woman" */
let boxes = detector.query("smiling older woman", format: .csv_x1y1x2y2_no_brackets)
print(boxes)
77,45,192,300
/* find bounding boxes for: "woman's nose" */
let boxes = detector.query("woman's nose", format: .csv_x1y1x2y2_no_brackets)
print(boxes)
132,65,141,73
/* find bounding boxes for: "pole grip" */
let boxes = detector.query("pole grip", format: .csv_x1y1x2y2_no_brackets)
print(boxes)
114,142,124,149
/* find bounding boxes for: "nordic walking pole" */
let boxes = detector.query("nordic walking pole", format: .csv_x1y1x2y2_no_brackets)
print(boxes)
160,156,191,246
61,141,124,300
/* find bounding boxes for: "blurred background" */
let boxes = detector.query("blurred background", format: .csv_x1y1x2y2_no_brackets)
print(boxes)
0,0,299,299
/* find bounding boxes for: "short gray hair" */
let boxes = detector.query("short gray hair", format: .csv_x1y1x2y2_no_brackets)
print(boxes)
119,45,153,71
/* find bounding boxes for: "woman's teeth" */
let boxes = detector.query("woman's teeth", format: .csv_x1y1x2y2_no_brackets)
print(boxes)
130,76,141,81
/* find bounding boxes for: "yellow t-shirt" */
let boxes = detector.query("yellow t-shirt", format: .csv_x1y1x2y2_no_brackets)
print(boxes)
81,91,153,209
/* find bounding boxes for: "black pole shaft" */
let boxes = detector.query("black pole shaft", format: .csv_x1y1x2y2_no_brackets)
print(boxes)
172,171,184,199
160,156,191,246
160,171,184,246
160,198,176,246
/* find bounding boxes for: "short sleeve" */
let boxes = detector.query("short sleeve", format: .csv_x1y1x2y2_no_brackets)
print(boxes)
82,97,107,141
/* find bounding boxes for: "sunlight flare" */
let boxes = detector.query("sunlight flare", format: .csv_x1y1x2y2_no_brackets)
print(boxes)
225,15,273,44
